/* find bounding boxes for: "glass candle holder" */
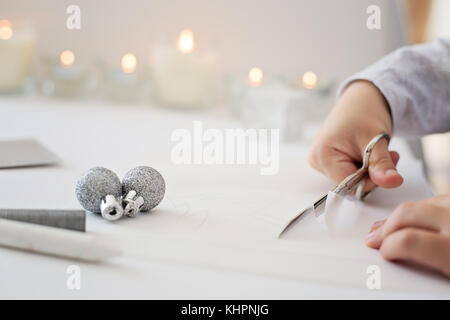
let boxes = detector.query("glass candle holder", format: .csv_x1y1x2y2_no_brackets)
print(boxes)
0,20,36,93
229,70,334,142
102,53,148,103
150,30,217,109
41,50,89,98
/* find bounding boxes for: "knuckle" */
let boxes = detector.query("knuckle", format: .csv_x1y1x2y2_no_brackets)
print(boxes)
380,244,393,260
380,229,419,260
374,157,390,166
308,143,322,170
396,229,420,251
380,239,396,260
308,149,318,169
372,153,392,167
393,202,414,220
443,215,450,235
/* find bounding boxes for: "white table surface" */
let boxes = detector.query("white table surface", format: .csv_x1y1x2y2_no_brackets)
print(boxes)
0,96,449,299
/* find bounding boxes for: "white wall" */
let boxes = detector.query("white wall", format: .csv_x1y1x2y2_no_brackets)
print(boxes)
0,0,406,81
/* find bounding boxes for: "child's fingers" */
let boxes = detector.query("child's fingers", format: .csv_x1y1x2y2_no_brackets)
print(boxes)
381,202,446,239
361,151,400,193
368,139,403,189
380,228,450,277
370,220,386,231
309,145,359,186
366,197,450,250
366,227,383,249
310,144,401,194
423,193,450,208
365,220,386,248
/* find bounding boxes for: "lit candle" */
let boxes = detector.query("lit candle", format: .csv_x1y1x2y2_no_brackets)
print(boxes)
301,71,318,89
151,29,217,108
0,20,36,92
60,50,75,68
177,29,194,54
47,50,86,97
248,67,263,87
105,53,144,102
0,20,13,40
121,53,137,74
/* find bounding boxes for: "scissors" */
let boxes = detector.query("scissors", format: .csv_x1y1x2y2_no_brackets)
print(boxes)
278,132,391,237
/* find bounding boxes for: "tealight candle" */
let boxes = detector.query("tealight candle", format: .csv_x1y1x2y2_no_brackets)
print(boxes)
240,77,302,133
289,71,327,92
45,50,87,98
234,69,334,141
151,29,217,108
105,53,146,102
0,20,36,92
301,71,318,89
248,67,263,87
121,53,137,74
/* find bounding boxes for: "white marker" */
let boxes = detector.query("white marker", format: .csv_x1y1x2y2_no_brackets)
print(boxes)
0,218,122,261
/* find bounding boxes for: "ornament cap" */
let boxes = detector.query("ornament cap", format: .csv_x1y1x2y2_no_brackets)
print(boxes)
122,190,145,218
100,195,124,221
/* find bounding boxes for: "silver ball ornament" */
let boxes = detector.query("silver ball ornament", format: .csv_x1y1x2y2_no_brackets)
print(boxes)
121,166,165,214
75,167,123,221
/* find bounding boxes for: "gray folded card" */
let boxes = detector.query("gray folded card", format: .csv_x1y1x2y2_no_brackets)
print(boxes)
0,139,60,169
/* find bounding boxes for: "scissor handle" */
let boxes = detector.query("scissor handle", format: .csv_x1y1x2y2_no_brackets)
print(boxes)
332,133,391,197
332,166,368,194
362,133,391,169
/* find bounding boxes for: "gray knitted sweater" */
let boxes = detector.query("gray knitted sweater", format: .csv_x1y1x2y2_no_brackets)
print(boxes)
340,38,450,137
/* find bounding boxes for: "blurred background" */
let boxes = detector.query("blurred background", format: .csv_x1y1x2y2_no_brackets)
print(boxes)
0,0,448,192
0,0,405,77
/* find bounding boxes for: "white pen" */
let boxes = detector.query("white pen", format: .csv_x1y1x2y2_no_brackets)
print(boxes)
0,218,122,262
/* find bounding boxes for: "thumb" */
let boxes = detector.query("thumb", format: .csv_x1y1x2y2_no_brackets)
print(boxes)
368,139,403,188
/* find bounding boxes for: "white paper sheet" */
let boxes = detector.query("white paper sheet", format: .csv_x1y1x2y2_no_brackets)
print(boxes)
315,159,434,237
316,191,388,237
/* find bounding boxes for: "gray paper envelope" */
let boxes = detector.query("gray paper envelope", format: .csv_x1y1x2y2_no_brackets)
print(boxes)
0,139,60,168
0,209,85,232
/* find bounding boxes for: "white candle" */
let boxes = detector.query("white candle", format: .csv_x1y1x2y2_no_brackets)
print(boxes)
109,53,139,87
106,53,144,102
49,50,86,97
55,50,81,79
121,53,137,73
0,218,122,261
151,29,216,108
248,67,264,87
0,20,36,92
301,71,318,89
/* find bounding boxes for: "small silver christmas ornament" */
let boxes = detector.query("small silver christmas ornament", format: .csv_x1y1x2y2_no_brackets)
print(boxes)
75,167,123,221
121,166,165,215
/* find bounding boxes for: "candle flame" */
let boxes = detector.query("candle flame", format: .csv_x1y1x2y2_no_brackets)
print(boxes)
0,20,13,40
121,53,137,73
248,67,263,87
302,71,318,89
60,50,75,67
177,29,194,54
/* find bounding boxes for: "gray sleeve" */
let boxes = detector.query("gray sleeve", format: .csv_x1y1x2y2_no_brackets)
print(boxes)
338,38,450,137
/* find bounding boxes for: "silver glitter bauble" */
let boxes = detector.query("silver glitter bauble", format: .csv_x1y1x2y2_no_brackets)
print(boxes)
121,166,165,213
75,167,123,221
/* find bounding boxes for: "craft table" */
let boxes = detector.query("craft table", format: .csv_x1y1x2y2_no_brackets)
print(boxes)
0,96,449,299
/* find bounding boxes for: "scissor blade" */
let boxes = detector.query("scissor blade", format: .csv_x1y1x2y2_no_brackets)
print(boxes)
278,193,328,238
278,206,313,237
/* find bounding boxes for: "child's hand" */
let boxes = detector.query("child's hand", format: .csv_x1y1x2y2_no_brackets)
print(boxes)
366,194,450,277
309,80,403,193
